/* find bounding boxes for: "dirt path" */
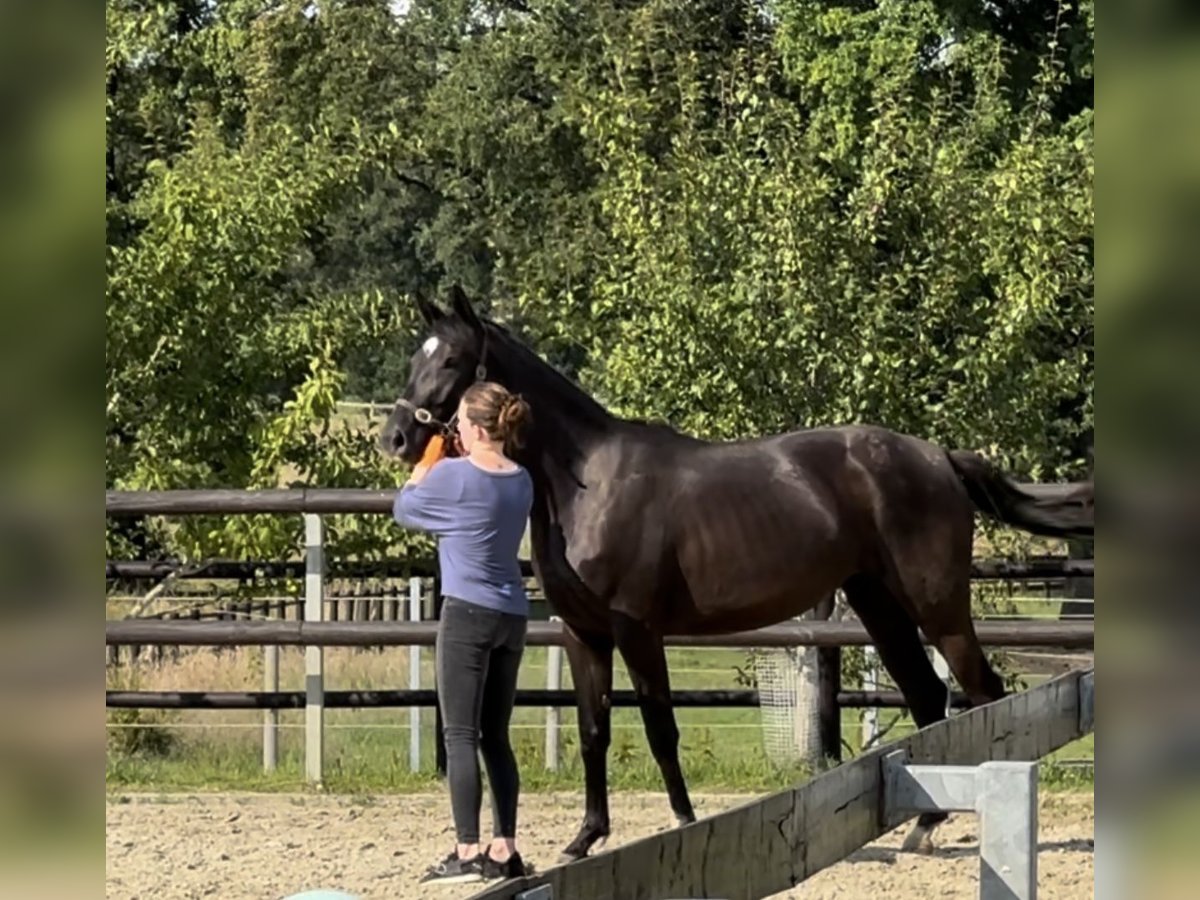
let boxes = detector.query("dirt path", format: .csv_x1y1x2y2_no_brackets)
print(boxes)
106,790,1093,899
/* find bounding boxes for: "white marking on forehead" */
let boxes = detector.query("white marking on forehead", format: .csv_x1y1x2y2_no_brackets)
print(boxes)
422,336,440,357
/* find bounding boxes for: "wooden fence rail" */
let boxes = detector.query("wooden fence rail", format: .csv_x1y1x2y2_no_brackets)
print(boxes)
105,688,974,711
105,556,1093,581
104,618,1094,649
105,489,396,516
469,668,1095,900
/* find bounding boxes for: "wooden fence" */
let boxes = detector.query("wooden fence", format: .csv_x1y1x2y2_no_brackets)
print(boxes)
105,489,1094,771
104,612,1092,772
467,667,1095,900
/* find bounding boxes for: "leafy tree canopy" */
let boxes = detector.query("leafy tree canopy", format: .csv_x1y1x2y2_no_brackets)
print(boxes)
106,0,1093,560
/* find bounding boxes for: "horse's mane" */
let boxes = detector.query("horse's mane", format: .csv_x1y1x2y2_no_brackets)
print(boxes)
437,313,699,443
477,317,612,429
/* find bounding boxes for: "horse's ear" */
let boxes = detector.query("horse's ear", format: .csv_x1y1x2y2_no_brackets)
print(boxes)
414,292,444,326
449,283,483,334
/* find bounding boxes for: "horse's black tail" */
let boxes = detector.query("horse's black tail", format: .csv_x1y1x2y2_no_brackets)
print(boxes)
946,450,1094,540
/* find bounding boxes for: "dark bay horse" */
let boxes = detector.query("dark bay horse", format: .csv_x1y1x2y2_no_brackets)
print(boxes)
381,287,1094,861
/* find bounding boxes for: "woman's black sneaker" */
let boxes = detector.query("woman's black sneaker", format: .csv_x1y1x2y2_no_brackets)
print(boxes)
482,851,529,880
418,850,485,884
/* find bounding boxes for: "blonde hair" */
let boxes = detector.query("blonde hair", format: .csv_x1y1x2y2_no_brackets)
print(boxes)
461,382,532,451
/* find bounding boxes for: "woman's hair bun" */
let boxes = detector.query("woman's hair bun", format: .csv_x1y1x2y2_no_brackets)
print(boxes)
497,393,532,448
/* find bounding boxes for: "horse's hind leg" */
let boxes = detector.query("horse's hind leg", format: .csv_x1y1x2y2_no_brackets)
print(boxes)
611,612,696,829
878,467,1006,710
898,571,1007,851
842,574,953,853
843,574,951,725
919,588,1007,708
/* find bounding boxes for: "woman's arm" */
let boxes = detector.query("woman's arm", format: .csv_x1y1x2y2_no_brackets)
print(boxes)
393,463,464,534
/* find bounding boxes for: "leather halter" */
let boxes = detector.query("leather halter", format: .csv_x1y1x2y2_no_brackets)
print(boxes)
393,332,489,435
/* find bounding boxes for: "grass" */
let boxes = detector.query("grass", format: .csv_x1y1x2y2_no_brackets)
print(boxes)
106,642,1092,796
106,721,818,795
106,645,817,794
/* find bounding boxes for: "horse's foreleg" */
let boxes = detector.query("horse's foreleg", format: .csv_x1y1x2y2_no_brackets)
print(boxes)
559,625,614,862
613,613,696,828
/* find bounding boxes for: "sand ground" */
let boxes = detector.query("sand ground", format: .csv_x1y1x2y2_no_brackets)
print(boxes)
106,790,1093,899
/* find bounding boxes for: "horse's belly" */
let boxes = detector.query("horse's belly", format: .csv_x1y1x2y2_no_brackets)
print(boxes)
669,556,848,633
669,481,853,628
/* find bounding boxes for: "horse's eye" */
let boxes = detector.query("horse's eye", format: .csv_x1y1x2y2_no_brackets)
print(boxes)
442,357,459,369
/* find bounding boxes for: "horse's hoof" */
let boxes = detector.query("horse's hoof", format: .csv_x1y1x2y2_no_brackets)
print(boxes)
557,846,588,864
900,822,937,855
558,834,607,865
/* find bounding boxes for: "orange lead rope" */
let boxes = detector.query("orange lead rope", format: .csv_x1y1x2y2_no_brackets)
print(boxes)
418,434,449,469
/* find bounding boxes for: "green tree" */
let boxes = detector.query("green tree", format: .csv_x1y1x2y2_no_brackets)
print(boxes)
105,3,433,561
105,0,1093,566
523,0,1092,478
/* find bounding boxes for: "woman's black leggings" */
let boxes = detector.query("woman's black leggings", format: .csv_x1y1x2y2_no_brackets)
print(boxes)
435,596,527,845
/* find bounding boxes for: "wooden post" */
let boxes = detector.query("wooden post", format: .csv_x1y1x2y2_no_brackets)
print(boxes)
814,593,841,763
156,612,171,664
304,514,325,786
1061,538,1094,620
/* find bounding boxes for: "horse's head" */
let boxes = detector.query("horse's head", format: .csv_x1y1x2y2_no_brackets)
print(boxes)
380,285,488,464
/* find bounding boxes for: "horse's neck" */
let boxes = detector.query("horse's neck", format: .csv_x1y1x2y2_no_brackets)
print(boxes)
490,329,611,520
513,384,608,519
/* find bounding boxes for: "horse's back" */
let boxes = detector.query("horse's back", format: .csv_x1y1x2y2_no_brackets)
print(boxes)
565,421,970,631
653,424,971,628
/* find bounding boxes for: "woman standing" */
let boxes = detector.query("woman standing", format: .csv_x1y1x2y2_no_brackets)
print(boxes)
393,382,534,885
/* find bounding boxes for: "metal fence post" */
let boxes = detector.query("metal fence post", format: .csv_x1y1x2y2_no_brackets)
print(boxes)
883,750,1039,900
263,640,279,772
545,616,563,770
932,648,953,717
304,513,325,785
978,761,1038,900
861,644,879,749
409,576,422,773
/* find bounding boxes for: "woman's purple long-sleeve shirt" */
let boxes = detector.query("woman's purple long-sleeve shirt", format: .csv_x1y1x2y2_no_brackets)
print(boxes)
394,458,533,616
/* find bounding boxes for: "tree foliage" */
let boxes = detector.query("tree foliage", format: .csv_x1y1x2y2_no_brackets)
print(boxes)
106,0,1093,560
